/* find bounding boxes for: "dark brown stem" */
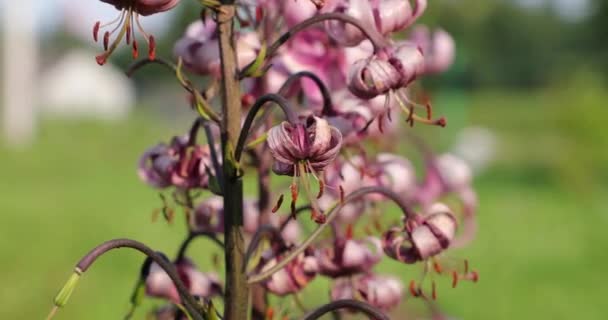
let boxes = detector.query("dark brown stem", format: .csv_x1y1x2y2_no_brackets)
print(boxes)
234,93,300,161
302,300,389,320
75,239,203,320
278,71,336,116
239,13,388,78
217,3,249,320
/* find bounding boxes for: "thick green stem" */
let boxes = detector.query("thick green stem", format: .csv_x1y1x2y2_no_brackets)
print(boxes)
217,2,249,320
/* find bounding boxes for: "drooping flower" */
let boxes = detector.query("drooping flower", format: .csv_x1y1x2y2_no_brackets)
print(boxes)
409,25,456,75
414,153,478,247
94,0,180,65
137,135,216,190
347,42,446,127
324,0,427,46
145,258,222,304
174,20,261,77
316,237,383,278
331,274,404,311
256,247,319,296
382,203,457,264
267,116,342,223
382,203,478,299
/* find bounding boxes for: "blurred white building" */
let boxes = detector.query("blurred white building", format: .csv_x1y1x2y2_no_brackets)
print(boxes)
39,50,135,121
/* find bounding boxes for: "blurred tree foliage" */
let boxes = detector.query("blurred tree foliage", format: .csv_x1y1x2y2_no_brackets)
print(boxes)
420,0,606,89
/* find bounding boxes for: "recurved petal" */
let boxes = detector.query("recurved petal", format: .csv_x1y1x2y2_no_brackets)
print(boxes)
267,122,300,165
308,116,333,157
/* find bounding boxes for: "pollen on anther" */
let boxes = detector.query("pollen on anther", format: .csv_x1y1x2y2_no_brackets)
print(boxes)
436,117,447,127
93,21,101,42
103,32,110,51
132,39,139,59
148,35,156,60
272,194,284,213
96,54,108,66
433,261,442,274
452,271,459,288
316,179,325,199
409,280,419,297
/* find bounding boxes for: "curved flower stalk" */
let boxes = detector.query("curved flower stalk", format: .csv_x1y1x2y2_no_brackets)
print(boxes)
138,135,217,190
409,25,456,75
94,0,180,65
324,0,427,46
331,274,403,311
267,115,343,223
382,203,478,299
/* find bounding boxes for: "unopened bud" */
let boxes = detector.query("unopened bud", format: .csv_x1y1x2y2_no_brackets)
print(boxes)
53,268,82,308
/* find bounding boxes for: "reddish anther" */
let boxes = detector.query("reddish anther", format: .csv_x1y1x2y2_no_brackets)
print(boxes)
93,21,101,42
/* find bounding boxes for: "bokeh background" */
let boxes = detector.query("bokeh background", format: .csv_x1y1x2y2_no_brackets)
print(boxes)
1,0,607,319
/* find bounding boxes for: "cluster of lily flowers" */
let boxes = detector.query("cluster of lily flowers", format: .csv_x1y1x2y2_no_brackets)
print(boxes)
94,0,478,318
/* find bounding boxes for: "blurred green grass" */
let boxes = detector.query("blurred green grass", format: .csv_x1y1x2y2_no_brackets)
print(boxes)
1,85,607,319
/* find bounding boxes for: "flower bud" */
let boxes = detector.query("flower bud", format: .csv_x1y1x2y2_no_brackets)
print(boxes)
53,269,82,308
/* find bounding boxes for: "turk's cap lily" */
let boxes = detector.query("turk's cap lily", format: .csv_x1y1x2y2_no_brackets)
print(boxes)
383,203,457,263
267,116,342,176
331,274,404,311
138,135,216,190
409,25,456,75
347,42,425,99
324,0,427,47
145,258,222,304
258,248,319,296
174,20,260,77
316,237,383,278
